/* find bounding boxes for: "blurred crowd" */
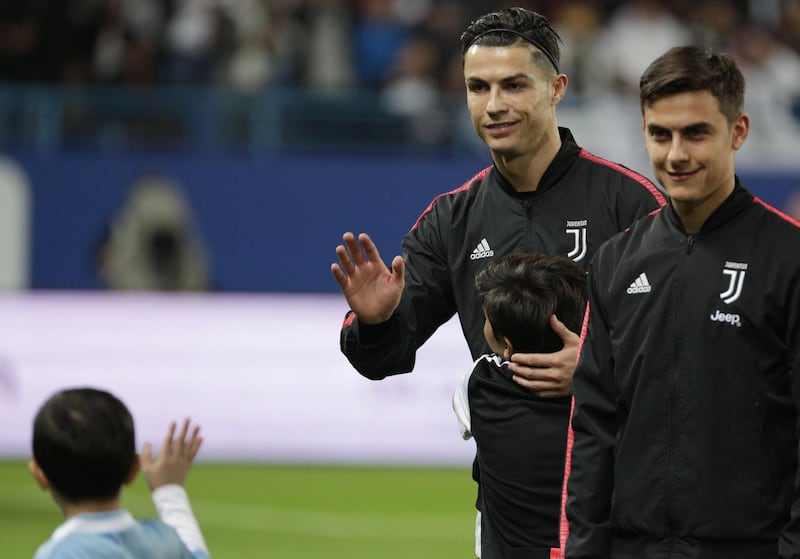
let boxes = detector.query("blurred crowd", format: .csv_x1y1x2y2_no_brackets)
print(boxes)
1,0,798,92
0,0,799,159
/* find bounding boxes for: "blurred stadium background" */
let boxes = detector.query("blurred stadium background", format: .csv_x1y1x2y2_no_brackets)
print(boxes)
1,0,800,556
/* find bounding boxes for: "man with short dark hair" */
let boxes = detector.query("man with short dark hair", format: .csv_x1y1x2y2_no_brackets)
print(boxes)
564,45,800,559
332,7,665,555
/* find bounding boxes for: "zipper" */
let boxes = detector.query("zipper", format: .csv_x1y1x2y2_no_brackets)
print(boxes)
666,241,690,538
521,199,533,219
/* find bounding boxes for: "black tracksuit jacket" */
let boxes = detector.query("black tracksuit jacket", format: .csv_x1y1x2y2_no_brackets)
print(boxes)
339,127,664,554
566,180,800,559
340,128,666,377
455,354,574,558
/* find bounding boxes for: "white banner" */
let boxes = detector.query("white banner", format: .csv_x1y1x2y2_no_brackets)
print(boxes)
0,292,475,466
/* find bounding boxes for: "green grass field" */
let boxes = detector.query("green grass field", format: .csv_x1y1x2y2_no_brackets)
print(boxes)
1,461,475,558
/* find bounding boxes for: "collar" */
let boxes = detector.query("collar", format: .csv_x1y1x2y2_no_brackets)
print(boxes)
665,176,753,235
493,127,580,197
485,353,515,380
50,509,136,542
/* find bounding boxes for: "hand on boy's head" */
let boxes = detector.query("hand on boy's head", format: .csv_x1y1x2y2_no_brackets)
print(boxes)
507,315,580,398
140,418,203,491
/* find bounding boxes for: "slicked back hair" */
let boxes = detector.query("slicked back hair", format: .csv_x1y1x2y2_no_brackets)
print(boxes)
476,253,587,355
460,7,562,75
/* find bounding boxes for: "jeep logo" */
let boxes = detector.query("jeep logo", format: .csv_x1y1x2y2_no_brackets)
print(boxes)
710,309,742,327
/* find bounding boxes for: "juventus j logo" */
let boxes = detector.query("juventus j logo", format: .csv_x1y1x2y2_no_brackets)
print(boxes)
566,220,587,262
720,262,747,304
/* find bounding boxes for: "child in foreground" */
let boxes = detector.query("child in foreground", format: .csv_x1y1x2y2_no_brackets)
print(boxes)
453,253,587,558
29,387,210,558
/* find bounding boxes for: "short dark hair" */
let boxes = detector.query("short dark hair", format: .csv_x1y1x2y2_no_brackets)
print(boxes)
460,7,561,74
475,253,587,354
640,45,745,123
32,387,136,503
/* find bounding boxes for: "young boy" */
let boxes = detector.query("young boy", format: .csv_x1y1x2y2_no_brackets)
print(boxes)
29,387,211,558
452,253,587,559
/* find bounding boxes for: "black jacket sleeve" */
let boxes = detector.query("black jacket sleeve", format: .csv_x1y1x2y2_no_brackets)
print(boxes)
779,262,800,558
339,312,416,380
339,195,457,380
565,262,620,558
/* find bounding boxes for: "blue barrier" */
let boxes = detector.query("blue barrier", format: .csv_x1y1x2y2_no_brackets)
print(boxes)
18,151,489,291
9,150,800,292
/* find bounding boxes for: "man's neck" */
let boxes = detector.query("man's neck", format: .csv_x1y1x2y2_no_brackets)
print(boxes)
672,180,736,234
493,131,562,192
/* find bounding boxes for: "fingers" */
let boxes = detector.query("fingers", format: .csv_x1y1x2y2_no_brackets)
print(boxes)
161,420,177,455
179,421,202,461
331,261,347,288
357,233,382,263
187,425,203,461
333,232,386,276
508,339,577,398
172,418,201,459
141,442,153,467
150,419,202,462
512,373,572,398
334,242,356,277
390,255,405,278
509,317,579,370
176,418,190,451
509,349,576,380
550,314,580,345
140,421,200,491
342,232,368,267
508,360,570,386
509,352,561,371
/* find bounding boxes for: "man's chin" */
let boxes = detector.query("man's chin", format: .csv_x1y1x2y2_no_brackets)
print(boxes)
664,187,705,206
488,142,520,159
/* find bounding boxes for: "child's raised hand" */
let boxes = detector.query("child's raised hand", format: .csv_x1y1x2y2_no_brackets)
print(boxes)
140,418,203,491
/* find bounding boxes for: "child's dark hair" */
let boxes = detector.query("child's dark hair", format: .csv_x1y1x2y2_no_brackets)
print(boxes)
475,253,587,354
32,387,136,503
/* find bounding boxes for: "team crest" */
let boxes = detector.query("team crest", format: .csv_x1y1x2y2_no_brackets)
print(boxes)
720,261,747,304
566,220,587,262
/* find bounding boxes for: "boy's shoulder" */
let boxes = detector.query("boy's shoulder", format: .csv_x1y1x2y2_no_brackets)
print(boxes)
470,353,514,385
34,512,190,558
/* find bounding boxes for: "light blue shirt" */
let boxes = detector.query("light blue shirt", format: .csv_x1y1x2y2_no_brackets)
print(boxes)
34,509,211,559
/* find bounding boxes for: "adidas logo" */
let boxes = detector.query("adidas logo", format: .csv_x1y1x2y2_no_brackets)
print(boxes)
626,273,652,294
470,238,494,260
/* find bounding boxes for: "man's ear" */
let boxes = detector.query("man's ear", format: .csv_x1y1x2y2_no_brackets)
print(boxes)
28,460,51,491
552,73,568,105
732,112,750,151
124,456,140,486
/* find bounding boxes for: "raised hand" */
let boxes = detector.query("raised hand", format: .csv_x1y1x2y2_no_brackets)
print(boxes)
331,232,405,325
140,418,203,491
